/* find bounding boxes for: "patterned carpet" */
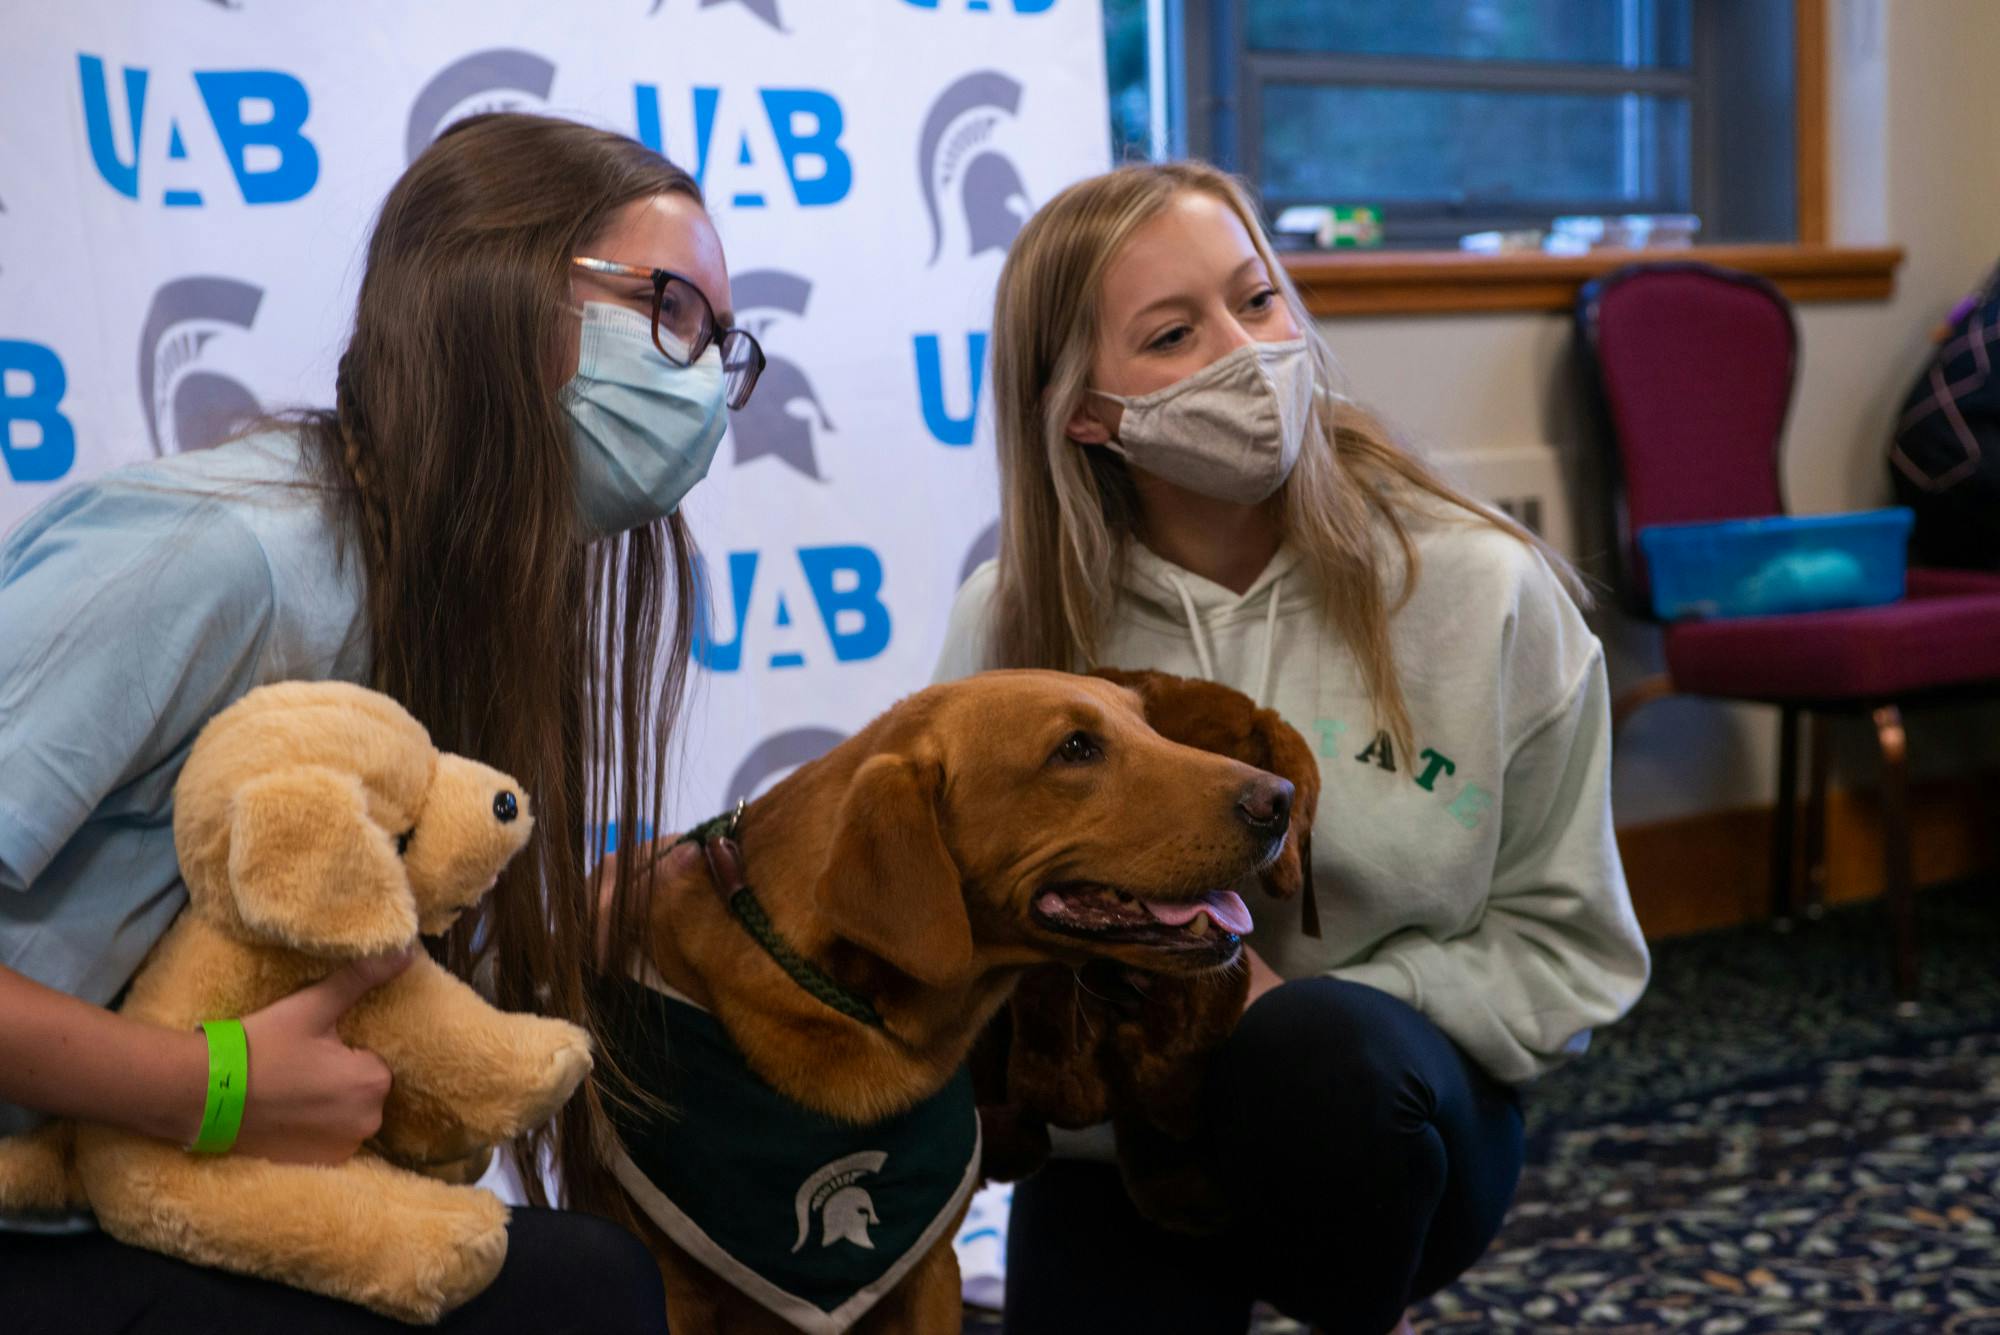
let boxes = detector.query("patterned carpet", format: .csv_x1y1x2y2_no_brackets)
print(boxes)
1514,875,2000,1139
1405,876,2000,1333
969,876,2000,1333
1419,1029,2000,1332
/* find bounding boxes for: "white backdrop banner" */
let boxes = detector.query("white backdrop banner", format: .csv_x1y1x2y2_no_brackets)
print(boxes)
2,0,1107,829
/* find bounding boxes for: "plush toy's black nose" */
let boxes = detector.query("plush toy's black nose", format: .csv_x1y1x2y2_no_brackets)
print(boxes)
493,790,519,824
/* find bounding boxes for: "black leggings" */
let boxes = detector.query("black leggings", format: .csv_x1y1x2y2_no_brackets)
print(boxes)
1003,978,1524,1335
0,1206,668,1335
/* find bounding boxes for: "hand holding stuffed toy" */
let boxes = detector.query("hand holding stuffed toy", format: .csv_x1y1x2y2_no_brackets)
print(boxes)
0,681,593,1323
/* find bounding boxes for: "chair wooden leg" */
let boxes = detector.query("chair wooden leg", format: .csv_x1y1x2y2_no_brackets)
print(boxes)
1802,713,1832,920
1770,705,1801,929
1611,673,1675,733
1871,703,1918,1011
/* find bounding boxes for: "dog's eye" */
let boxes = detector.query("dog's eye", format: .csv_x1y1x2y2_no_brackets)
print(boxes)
1052,731,1101,766
395,830,412,857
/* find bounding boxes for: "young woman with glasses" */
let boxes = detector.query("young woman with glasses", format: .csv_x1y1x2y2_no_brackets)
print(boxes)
0,113,761,1332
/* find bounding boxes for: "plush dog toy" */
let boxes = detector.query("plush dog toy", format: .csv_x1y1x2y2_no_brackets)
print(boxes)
0,681,593,1324
972,668,1322,1235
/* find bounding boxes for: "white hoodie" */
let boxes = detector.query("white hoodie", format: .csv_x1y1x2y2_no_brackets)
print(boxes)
932,507,1649,1086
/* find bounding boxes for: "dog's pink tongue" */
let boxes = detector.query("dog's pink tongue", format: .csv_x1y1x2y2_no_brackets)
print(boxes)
1141,890,1253,936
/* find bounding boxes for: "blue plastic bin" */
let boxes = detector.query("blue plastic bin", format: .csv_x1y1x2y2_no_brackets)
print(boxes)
1637,508,1914,621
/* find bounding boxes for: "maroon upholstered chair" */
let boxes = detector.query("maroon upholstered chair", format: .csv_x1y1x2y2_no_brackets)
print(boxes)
1578,262,2000,1005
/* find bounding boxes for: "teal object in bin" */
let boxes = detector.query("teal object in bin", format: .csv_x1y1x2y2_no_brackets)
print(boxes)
1638,508,1914,620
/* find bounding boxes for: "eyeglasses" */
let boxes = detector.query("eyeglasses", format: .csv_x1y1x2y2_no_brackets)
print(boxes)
570,257,765,410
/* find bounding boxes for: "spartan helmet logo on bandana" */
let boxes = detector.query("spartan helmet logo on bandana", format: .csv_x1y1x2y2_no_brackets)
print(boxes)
139,277,266,456
793,1151,889,1253
918,71,1033,267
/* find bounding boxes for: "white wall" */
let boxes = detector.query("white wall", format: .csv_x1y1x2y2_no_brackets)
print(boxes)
1316,0,2000,827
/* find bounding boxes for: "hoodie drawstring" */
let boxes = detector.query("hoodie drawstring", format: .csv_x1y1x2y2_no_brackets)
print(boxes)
1167,572,1286,711
1168,574,1220,682
1253,580,1282,709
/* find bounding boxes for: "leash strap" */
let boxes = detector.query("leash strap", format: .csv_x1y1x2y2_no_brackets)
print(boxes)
674,804,885,1030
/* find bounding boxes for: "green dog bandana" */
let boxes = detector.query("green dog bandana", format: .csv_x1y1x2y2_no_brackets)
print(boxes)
598,972,981,1334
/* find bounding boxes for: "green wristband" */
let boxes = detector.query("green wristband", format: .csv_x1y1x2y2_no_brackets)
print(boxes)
189,1019,248,1154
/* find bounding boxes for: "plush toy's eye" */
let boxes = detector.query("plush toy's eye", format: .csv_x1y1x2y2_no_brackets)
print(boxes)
493,791,519,824
395,830,412,857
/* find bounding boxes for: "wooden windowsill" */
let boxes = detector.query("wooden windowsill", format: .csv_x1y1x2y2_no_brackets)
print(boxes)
1285,243,1905,318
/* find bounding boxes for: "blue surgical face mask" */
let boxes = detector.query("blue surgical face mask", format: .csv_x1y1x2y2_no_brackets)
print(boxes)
562,301,727,534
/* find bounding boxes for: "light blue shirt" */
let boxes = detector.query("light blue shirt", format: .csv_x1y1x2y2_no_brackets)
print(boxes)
0,430,367,1224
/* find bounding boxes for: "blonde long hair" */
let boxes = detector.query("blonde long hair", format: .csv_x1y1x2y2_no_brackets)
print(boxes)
987,160,1583,752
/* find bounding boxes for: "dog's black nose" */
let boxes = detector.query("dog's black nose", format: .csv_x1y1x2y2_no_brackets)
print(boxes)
1235,776,1293,835
493,791,519,824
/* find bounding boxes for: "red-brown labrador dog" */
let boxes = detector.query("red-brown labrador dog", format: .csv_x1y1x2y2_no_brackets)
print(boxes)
599,669,1296,1334
973,668,1323,1236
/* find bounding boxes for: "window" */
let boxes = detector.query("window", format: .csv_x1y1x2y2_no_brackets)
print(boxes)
1105,0,1803,250
1105,0,1156,162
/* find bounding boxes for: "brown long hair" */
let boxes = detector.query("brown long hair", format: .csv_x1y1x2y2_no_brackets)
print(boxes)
988,161,1585,752
295,113,698,1215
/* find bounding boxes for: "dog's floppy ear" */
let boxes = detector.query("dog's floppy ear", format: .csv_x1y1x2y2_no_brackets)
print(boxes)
1089,666,1170,708
1247,706,1320,900
227,765,419,956
813,753,973,988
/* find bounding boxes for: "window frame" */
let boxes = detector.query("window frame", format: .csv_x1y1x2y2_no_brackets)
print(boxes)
1170,0,1898,315
1239,42,1704,242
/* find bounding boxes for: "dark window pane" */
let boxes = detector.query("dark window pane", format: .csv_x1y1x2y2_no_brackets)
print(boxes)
1260,84,1689,217
1105,0,1151,162
1248,0,1692,68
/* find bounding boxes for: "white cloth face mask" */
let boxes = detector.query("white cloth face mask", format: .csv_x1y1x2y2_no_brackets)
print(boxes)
1089,338,1316,504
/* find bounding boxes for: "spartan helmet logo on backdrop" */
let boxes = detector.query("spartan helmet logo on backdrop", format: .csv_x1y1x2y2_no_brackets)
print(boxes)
404,49,557,163
918,71,1032,267
727,270,835,480
650,0,788,31
958,518,999,587
724,727,847,811
139,277,265,456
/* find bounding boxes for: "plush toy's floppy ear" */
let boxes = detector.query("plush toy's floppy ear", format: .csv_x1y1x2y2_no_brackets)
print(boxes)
813,754,973,989
227,765,418,957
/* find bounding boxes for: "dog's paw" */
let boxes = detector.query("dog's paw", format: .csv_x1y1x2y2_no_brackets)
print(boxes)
974,1105,1051,1182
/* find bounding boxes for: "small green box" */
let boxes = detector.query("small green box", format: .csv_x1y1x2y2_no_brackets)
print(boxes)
1321,205,1383,249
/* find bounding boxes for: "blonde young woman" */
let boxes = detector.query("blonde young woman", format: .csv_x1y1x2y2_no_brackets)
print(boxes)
934,162,1650,1335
